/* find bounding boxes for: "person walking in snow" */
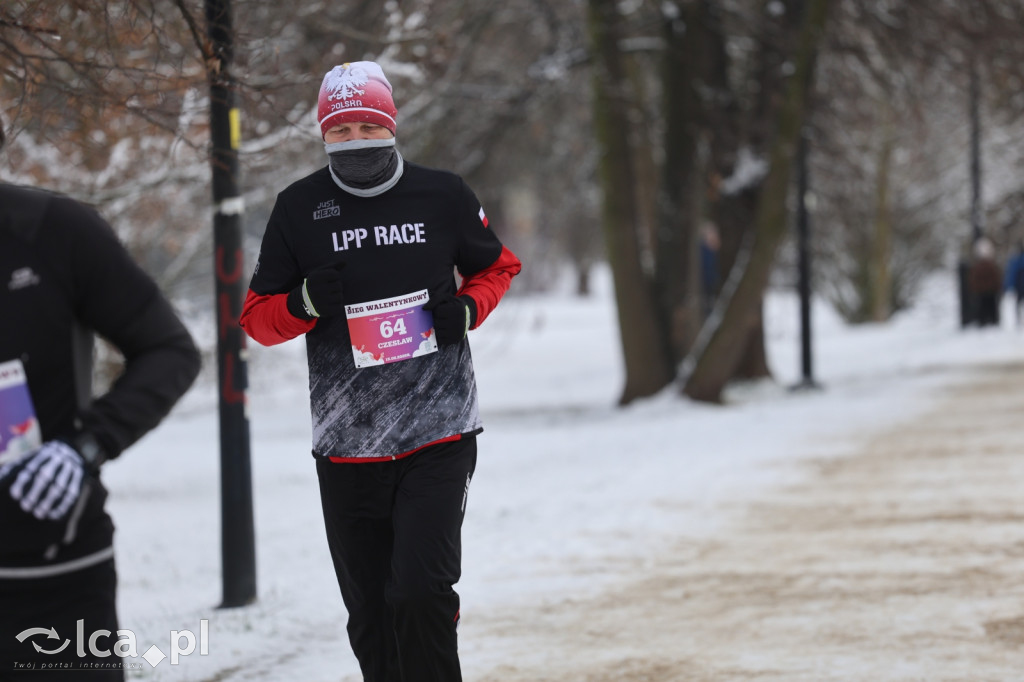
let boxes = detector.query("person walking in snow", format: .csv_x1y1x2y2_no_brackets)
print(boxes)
0,128,201,680
699,221,721,319
240,61,521,681
1004,241,1024,327
968,237,1003,328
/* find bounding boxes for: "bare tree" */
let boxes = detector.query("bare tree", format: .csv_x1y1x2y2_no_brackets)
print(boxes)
804,0,1024,323
586,0,674,403
682,0,832,403
583,0,832,403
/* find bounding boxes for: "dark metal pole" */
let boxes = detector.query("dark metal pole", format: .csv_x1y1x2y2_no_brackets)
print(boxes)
961,57,983,328
969,58,983,244
206,0,256,608
792,127,819,391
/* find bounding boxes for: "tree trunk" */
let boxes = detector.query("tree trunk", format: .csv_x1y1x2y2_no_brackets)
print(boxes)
733,304,770,379
655,1,705,365
704,0,794,385
587,0,674,404
870,104,894,322
682,0,831,403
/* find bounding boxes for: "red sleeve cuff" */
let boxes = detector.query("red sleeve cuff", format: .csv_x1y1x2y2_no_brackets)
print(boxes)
456,246,522,328
239,289,316,346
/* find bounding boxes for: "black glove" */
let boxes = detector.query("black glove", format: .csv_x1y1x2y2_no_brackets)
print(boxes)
424,294,477,345
287,264,345,320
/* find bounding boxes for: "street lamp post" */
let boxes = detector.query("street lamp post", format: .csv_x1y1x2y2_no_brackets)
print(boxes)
205,0,256,608
792,127,820,392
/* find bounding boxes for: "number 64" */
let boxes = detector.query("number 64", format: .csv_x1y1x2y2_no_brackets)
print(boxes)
380,319,408,338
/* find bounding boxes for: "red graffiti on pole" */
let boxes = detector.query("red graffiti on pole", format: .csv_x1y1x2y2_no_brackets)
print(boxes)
216,245,243,284
216,245,246,404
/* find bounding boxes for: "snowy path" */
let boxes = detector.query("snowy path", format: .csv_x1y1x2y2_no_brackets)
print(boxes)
467,360,1024,681
104,280,1024,681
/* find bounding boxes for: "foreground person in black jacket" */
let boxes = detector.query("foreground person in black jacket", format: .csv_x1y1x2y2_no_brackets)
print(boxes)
0,128,202,680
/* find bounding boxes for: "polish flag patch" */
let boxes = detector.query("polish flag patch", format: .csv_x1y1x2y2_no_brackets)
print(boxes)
478,207,489,228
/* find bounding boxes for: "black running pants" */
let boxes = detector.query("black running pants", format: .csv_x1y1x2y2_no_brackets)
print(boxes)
316,437,477,682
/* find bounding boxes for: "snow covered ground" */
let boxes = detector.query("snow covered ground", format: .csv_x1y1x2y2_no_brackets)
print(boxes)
100,267,1024,680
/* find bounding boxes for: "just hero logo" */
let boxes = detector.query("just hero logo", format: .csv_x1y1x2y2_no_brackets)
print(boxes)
313,200,341,221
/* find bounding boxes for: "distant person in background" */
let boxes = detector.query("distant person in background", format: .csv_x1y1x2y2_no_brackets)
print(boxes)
968,237,1002,328
0,126,202,680
1004,241,1024,327
239,61,520,681
699,221,721,319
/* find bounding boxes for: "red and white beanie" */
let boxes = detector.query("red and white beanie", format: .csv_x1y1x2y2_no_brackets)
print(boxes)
317,61,397,138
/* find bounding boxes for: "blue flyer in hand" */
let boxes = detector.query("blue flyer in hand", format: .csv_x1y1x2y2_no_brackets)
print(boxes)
0,359,42,465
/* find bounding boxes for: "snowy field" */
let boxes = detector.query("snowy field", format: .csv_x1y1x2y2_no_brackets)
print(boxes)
101,267,1024,681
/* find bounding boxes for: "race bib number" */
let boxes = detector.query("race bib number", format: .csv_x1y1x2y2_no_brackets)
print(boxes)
345,289,439,368
0,359,42,465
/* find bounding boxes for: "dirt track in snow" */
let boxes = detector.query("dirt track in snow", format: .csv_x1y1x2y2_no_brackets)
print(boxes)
474,362,1024,681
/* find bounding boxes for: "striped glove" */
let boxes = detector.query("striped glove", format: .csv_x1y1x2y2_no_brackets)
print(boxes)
2,441,86,520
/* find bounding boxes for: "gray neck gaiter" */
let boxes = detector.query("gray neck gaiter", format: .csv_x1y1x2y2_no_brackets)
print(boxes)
325,138,404,197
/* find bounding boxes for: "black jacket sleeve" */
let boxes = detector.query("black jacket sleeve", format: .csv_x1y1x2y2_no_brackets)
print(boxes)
50,197,202,459
79,296,201,460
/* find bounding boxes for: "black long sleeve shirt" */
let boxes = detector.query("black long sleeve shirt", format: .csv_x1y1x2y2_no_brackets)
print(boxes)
241,164,521,460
